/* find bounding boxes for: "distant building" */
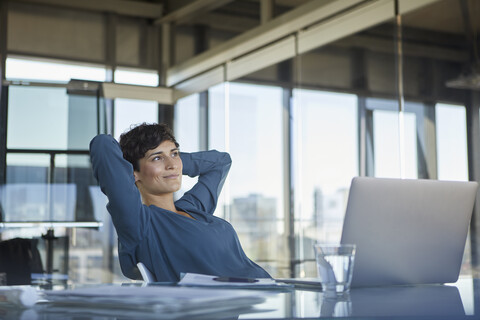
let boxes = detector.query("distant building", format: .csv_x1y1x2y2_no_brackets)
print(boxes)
314,188,325,227
230,194,287,275
231,193,276,232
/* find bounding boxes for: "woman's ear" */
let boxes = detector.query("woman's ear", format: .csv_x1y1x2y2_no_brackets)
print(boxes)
133,171,140,182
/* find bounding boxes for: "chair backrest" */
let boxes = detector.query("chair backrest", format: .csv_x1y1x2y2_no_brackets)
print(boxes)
0,238,43,285
136,262,156,283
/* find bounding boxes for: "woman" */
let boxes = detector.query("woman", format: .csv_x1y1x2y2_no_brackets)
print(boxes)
89,123,270,281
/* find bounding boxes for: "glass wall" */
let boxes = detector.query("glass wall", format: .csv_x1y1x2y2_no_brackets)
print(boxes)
208,82,288,276
114,99,159,140
114,68,159,87
110,68,162,283
174,93,200,153
367,98,418,179
208,84,228,220
7,86,69,150
400,0,473,275
3,153,50,222
113,68,160,140
201,0,476,278
2,0,478,283
6,57,106,82
174,93,200,198
2,57,117,284
435,103,470,275
292,89,358,277
5,83,100,223
436,103,468,181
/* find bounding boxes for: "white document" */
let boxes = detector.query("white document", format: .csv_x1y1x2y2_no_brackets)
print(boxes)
178,273,289,288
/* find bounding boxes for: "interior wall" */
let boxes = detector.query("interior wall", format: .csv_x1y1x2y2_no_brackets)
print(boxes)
116,17,142,67
173,26,196,65
7,1,159,70
298,47,353,90
8,2,105,62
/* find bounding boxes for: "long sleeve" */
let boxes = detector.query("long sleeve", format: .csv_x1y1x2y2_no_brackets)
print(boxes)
89,134,147,250
177,150,231,215
90,137,268,281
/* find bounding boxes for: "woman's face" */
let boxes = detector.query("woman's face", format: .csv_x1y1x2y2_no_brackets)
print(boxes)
134,140,183,196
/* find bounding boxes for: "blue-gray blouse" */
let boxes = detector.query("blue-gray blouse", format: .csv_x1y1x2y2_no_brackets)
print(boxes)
89,134,270,281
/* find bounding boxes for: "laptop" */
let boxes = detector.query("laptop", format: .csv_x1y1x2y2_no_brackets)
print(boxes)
341,177,478,287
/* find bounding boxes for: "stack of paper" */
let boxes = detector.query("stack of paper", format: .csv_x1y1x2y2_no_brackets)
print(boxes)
40,285,267,319
0,286,38,307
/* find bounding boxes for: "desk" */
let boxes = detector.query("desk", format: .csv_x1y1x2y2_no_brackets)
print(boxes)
1,278,479,319
254,278,476,319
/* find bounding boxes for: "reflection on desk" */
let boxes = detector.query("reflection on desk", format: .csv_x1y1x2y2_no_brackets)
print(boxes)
246,279,475,319
0,278,478,319
317,284,465,317
347,284,464,317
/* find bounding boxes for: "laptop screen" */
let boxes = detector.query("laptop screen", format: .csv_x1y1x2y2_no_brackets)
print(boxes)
341,177,478,287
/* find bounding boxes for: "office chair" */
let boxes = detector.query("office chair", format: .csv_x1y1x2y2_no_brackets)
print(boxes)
136,262,156,283
0,238,43,285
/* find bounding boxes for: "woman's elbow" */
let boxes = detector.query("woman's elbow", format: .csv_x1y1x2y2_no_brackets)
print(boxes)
222,152,232,166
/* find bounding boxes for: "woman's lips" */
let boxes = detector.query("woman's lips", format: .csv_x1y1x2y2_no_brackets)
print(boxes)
163,174,179,179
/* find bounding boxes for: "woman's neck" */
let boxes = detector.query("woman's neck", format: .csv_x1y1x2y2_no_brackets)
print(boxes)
141,192,176,212
141,192,195,220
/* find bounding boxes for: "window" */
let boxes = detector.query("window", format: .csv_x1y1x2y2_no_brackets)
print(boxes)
6,83,99,222
174,93,200,198
436,103,470,276
113,68,160,140
6,57,106,82
210,82,287,277
292,89,358,277
372,110,417,179
114,68,159,87
174,94,200,153
436,103,468,181
114,99,158,140
7,86,69,150
3,57,112,284
208,83,227,220
3,154,50,221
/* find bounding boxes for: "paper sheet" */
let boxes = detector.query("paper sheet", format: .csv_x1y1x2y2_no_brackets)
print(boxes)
178,273,291,289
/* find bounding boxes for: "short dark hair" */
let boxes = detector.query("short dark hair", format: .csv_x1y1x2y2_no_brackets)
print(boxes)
119,123,179,171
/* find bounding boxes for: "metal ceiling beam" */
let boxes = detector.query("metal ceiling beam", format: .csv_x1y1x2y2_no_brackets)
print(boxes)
173,65,223,101
297,0,394,54
335,34,468,63
166,0,365,87
154,0,234,25
167,0,444,88
102,82,173,104
11,0,163,19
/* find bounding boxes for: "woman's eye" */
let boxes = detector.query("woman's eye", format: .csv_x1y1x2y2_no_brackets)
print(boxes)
153,156,163,161
171,151,179,158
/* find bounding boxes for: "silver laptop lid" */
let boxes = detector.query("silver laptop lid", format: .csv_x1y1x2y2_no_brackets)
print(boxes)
341,177,478,287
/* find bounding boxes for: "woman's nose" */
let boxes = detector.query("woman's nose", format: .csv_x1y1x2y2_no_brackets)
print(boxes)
165,158,177,169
